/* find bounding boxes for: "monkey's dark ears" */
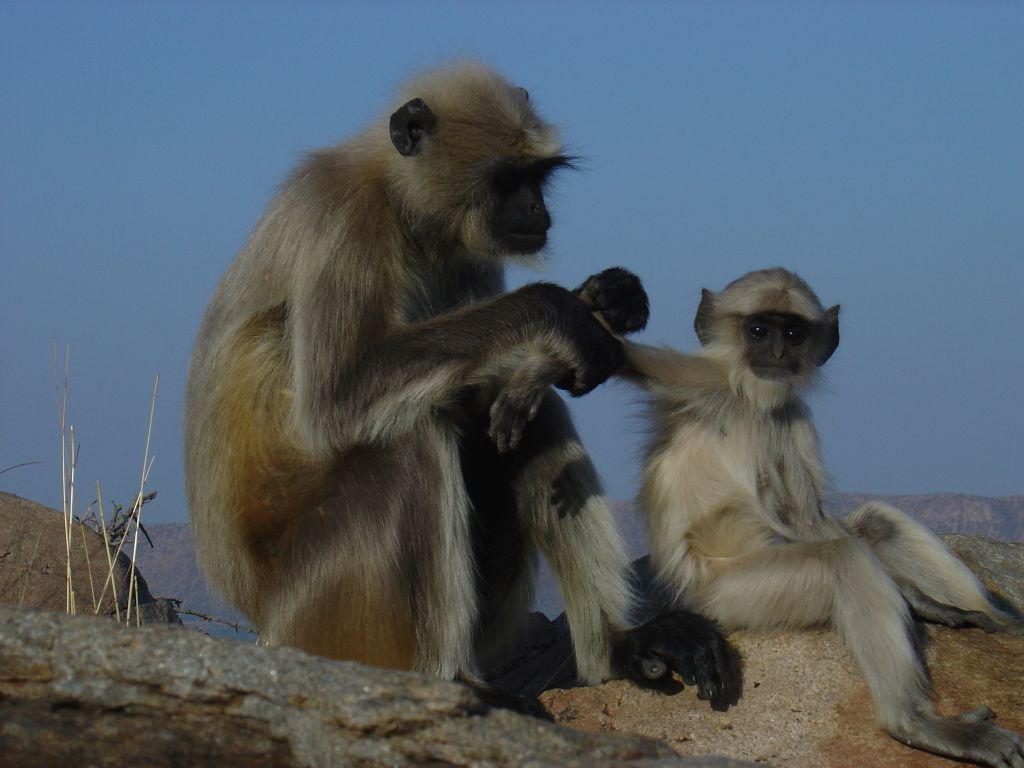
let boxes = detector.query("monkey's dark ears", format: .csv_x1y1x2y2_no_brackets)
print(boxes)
815,304,841,366
390,98,437,157
694,288,717,346
514,86,530,102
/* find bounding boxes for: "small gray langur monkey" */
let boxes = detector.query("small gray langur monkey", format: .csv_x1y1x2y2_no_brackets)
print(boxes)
492,266,1023,764
184,63,741,712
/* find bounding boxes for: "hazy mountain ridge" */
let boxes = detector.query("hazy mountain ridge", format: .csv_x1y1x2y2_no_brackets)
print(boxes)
825,492,1023,542
136,492,1022,622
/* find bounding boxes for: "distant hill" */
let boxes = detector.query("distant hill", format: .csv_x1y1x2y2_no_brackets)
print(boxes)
132,522,249,632
825,492,1023,542
136,492,1023,623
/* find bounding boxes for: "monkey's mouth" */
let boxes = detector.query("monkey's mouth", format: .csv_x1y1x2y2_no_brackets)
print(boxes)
498,231,548,254
750,365,800,381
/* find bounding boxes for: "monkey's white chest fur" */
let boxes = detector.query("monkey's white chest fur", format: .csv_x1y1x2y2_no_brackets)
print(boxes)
641,402,826,599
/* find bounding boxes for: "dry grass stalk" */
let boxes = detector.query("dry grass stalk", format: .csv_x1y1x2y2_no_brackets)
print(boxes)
16,533,43,606
53,342,160,625
93,482,121,622
125,375,159,627
55,343,76,615
77,506,98,611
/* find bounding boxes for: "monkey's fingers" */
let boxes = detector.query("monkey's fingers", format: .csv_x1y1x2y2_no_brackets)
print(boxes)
488,385,546,454
660,614,742,711
488,398,527,454
613,610,742,711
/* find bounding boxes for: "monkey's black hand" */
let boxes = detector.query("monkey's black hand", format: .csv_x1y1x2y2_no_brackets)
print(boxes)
575,267,650,335
521,282,624,396
612,610,743,712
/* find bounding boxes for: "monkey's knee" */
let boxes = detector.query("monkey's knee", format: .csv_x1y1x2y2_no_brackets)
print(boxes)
843,502,909,547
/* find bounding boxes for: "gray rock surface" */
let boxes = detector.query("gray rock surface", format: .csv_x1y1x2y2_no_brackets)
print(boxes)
943,533,1024,611
0,606,755,768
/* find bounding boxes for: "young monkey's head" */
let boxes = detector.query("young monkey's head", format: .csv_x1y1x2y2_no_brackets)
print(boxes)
694,268,840,399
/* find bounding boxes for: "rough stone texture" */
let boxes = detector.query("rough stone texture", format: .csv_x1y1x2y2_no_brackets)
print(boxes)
541,538,1024,768
944,534,1024,611
0,491,178,624
0,607,754,768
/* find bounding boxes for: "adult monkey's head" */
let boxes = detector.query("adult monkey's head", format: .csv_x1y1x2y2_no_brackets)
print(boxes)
385,62,575,260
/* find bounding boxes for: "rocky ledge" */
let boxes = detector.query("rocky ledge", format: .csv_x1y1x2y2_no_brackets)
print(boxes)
0,605,754,768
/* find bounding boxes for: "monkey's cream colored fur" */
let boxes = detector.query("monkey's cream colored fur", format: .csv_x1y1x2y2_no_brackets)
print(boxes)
630,268,1023,767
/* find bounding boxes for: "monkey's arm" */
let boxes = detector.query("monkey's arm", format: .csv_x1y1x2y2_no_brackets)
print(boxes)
573,267,725,395
618,342,727,400
488,268,653,453
488,341,729,454
293,275,625,453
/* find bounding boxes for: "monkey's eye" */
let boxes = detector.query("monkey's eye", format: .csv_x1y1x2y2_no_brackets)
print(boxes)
784,327,807,345
748,324,769,340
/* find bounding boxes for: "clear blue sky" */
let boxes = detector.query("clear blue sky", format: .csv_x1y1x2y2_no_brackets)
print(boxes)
2,2,1022,525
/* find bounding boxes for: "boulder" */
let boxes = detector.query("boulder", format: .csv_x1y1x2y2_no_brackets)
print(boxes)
0,606,754,768
0,491,178,623
943,534,1024,611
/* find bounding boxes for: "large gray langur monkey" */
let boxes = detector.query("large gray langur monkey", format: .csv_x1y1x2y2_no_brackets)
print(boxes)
185,62,741,711
492,266,1023,763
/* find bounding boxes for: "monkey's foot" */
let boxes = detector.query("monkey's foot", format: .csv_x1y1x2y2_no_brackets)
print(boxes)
889,711,1024,768
900,583,1006,633
465,681,553,720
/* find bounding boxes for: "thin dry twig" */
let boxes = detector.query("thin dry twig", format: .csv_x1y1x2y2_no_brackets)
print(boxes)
176,605,256,637
0,460,42,475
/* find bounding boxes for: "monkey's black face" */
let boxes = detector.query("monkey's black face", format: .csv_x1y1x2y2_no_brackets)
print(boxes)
742,313,815,379
489,157,572,255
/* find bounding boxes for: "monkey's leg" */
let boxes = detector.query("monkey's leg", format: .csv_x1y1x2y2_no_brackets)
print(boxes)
692,536,1024,766
503,391,630,684
260,431,481,681
844,502,1024,634
505,393,741,708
